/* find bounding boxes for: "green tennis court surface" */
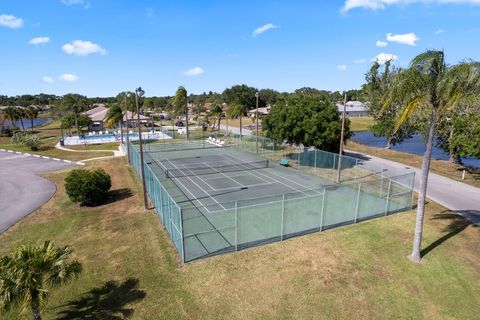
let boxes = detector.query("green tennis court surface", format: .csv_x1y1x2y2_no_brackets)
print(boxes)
128,137,414,262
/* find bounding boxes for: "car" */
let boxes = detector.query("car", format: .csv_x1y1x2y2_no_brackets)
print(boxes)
175,121,184,127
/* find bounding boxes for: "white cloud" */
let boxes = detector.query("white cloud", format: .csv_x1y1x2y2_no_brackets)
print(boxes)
42,76,54,83
386,32,419,46
337,64,348,70
371,53,398,64
183,67,204,76
59,73,79,82
61,0,85,5
354,58,367,64
342,0,480,12
29,36,50,45
435,28,445,34
62,40,106,56
252,23,279,37
0,14,24,29
376,40,388,47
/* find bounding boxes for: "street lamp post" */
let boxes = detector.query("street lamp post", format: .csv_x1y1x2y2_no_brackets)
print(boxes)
255,92,259,154
125,92,132,164
135,87,148,211
185,99,189,140
336,92,347,184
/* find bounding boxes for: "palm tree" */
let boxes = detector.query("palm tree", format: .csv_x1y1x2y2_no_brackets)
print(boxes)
210,102,223,132
26,106,39,132
106,103,124,141
61,94,87,136
3,107,18,129
0,241,82,320
227,101,245,138
384,50,480,262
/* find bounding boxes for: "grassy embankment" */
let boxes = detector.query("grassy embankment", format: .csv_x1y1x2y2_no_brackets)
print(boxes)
0,157,479,319
348,116,480,188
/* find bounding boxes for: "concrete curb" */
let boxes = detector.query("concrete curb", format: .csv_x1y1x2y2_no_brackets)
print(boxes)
0,149,84,165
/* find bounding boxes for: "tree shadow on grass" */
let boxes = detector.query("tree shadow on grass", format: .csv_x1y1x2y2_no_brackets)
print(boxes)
56,278,146,320
421,211,478,258
100,188,133,206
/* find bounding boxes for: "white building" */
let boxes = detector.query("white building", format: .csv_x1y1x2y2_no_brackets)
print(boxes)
336,101,368,117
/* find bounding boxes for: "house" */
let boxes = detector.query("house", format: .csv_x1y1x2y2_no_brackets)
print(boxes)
83,104,109,132
336,101,368,117
247,106,270,118
122,110,150,128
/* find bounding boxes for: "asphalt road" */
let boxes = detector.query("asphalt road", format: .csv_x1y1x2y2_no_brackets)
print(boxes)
0,151,74,233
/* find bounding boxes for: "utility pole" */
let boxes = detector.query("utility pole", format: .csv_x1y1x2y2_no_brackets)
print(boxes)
255,92,259,154
185,97,189,140
135,87,148,211
125,93,131,164
336,92,347,183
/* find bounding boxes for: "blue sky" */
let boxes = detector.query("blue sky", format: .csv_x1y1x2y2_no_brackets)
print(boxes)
1,0,480,97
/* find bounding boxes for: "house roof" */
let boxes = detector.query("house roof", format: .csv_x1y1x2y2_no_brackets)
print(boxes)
248,107,269,115
336,101,367,113
83,105,109,122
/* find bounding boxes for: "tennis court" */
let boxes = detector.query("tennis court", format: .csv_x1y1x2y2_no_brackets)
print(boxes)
128,137,415,262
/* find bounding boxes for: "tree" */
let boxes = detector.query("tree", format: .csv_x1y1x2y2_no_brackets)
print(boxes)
258,89,280,106
364,60,416,148
3,107,18,129
172,86,188,138
209,102,223,130
0,241,82,320
227,101,246,137
263,93,351,152
65,168,112,206
223,84,263,110
384,51,480,262
105,103,123,129
25,106,39,132
61,94,88,135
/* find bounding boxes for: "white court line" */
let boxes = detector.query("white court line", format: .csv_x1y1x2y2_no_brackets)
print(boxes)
220,155,313,196
178,164,220,192
200,161,245,188
166,159,227,211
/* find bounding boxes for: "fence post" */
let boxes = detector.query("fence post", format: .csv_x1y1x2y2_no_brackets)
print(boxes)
235,201,238,251
281,194,285,241
380,166,384,197
332,154,336,181
320,188,326,231
354,159,358,182
297,150,300,169
384,179,392,215
313,150,317,176
410,172,416,210
179,207,186,263
355,183,361,223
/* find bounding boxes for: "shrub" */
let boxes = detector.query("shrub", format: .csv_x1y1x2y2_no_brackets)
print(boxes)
0,128,13,137
10,132,41,151
22,134,41,151
64,168,112,206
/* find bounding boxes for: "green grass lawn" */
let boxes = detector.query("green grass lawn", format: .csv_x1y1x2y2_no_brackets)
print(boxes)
66,142,120,151
349,116,374,132
0,157,479,319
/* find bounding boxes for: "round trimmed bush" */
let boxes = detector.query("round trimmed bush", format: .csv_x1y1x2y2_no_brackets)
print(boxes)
64,168,111,206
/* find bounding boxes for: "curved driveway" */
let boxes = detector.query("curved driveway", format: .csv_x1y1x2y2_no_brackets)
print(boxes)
0,151,74,233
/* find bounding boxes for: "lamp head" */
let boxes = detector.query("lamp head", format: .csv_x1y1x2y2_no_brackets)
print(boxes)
135,87,145,97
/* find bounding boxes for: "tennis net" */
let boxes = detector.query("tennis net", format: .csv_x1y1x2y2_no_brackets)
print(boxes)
165,159,269,178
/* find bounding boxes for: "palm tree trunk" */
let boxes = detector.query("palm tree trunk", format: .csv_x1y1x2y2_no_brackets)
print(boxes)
411,108,437,262
31,117,34,132
448,128,458,163
239,116,243,139
74,113,79,136
386,136,392,149
19,118,25,131
31,298,42,320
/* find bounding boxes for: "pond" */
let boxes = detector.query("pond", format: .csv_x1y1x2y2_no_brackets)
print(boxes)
351,131,480,169
2,117,52,130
